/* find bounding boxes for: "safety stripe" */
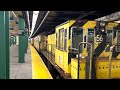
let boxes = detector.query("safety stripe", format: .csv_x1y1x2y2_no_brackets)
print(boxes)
29,43,53,79
94,22,112,57
95,22,119,57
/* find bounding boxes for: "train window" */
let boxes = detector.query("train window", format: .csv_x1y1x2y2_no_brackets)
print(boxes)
71,27,83,51
56,32,58,48
87,29,94,42
58,30,60,49
106,30,113,44
58,28,64,50
63,29,67,51
116,30,120,52
87,28,94,51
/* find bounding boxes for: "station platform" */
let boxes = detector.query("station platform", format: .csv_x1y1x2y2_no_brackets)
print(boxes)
10,44,52,79
10,45,32,79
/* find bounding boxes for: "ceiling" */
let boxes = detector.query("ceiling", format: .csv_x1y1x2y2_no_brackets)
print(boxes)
22,10,120,38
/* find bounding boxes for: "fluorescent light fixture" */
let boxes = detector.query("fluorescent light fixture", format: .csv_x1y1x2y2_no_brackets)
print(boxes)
114,20,120,23
26,11,30,31
34,11,39,15
29,11,39,38
31,11,49,37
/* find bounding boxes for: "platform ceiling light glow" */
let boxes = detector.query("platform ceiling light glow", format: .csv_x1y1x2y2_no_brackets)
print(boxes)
114,20,120,23
29,11,39,38
26,11,30,31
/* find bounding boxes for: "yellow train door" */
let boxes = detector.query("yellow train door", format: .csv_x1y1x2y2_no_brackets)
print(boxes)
58,29,64,69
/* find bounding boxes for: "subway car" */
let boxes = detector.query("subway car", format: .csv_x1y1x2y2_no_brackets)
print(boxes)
33,19,120,79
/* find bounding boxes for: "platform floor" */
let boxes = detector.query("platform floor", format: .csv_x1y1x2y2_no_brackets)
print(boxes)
10,45,32,79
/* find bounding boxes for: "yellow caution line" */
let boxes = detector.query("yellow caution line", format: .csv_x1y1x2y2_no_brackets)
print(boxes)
29,43,53,79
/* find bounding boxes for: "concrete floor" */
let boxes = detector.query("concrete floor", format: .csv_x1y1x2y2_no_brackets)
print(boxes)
10,45,32,79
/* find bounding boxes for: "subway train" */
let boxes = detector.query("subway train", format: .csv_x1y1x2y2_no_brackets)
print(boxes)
31,19,120,79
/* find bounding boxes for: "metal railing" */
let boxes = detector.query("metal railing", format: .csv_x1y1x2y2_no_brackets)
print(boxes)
77,42,93,79
108,44,120,79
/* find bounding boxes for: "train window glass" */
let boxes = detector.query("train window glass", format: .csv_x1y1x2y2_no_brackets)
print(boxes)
106,30,113,44
116,30,120,52
64,29,67,51
56,32,58,48
87,28,94,51
71,27,83,51
87,29,94,42
58,28,64,50
62,29,64,50
58,30,61,49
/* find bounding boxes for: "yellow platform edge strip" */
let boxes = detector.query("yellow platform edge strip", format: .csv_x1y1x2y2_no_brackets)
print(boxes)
29,43,53,79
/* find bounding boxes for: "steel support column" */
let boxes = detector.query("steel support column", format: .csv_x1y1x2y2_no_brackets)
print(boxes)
10,37,11,46
0,11,10,79
24,28,28,53
18,17,25,63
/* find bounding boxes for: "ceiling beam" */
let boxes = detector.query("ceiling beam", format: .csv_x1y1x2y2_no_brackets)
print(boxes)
77,11,96,19
96,11,120,21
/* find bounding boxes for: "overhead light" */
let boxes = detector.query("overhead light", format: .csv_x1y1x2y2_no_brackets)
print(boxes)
34,11,39,15
31,11,50,38
26,11,30,31
114,20,120,23
29,11,39,38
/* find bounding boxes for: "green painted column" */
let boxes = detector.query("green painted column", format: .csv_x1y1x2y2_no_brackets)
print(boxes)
18,18,25,63
24,28,28,53
10,37,11,46
27,33,28,49
0,11,10,79
26,29,28,49
23,33,26,55
25,33,27,53
26,32,28,49
5,11,10,79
